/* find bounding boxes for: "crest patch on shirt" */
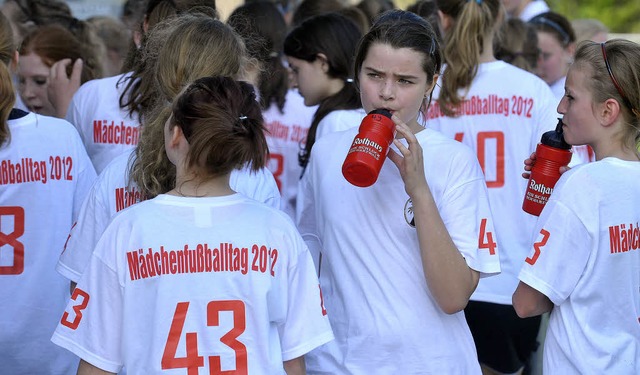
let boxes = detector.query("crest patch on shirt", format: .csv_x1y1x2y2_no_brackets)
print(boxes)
404,198,415,228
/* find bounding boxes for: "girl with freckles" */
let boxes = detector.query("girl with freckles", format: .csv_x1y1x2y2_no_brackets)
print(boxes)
297,9,500,374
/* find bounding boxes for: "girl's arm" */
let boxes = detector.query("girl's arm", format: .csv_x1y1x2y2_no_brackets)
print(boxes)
283,356,305,375
77,360,115,375
388,118,479,314
512,281,553,318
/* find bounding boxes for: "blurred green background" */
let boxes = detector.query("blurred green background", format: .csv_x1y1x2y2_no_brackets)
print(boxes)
547,0,640,33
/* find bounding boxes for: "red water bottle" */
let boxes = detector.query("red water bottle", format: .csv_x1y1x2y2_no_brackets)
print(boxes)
342,109,395,187
522,119,572,216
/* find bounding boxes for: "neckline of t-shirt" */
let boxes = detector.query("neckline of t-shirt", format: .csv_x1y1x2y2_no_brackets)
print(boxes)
154,192,245,206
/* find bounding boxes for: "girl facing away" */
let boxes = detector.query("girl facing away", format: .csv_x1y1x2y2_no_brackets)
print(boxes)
297,9,501,374
52,75,333,375
56,12,280,292
227,1,316,219
0,11,97,374
429,0,558,373
513,39,640,374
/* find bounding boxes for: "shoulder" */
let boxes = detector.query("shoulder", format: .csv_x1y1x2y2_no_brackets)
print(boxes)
318,108,366,129
419,128,476,157
77,73,129,95
418,128,485,179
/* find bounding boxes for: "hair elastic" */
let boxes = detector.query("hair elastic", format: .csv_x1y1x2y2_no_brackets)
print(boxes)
467,0,483,4
345,78,354,83
239,115,248,120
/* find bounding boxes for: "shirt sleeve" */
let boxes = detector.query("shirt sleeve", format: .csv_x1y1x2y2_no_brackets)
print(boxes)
518,199,591,305
52,238,125,373
295,156,322,274
279,234,334,360
438,150,501,276
57,180,111,282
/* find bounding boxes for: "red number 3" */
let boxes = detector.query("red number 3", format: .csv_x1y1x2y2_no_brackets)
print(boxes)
525,229,550,265
162,300,248,375
60,288,91,330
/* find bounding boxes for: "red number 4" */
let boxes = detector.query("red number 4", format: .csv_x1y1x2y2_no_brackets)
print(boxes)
478,218,497,255
162,300,248,375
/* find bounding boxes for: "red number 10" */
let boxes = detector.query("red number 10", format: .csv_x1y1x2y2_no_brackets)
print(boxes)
162,300,248,375
455,131,505,188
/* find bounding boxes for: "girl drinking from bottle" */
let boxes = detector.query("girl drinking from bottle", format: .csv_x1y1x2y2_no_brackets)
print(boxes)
429,1,558,373
297,9,500,374
513,39,640,374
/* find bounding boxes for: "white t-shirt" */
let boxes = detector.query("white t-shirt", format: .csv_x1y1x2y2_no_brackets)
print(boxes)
66,73,140,174
57,149,281,283
519,0,550,21
428,61,557,304
0,112,96,374
52,193,333,374
316,108,366,140
518,158,640,374
263,89,316,218
298,126,501,374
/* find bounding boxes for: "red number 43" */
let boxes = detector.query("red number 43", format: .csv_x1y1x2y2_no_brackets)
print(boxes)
162,300,248,375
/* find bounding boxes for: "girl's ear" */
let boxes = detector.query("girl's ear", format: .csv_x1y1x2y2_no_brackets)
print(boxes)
600,98,622,127
425,74,440,98
316,53,329,73
169,123,185,147
438,10,453,34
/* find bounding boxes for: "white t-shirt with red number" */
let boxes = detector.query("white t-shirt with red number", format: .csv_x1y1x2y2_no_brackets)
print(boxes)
263,89,315,218
57,149,281,283
298,126,501,374
518,157,640,374
428,60,558,305
52,193,333,374
66,73,140,174
0,112,96,375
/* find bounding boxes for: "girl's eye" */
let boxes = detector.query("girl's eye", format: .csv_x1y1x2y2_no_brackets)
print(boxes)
399,79,413,84
367,72,381,79
35,79,47,86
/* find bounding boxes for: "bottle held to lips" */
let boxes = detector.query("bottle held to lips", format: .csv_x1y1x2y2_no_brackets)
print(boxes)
522,119,572,216
342,109,395,187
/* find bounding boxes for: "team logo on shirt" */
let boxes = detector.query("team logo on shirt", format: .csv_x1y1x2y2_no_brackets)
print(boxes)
404,198,415,228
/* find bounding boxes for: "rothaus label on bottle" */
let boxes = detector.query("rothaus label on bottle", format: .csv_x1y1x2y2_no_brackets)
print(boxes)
525,178,554,207
348,137,384,161
528,179,554,195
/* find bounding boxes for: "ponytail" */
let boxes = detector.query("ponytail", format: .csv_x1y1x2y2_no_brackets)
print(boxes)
1,11,15,146
0,64,15,146
299,81,360,172
435,0,501,116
